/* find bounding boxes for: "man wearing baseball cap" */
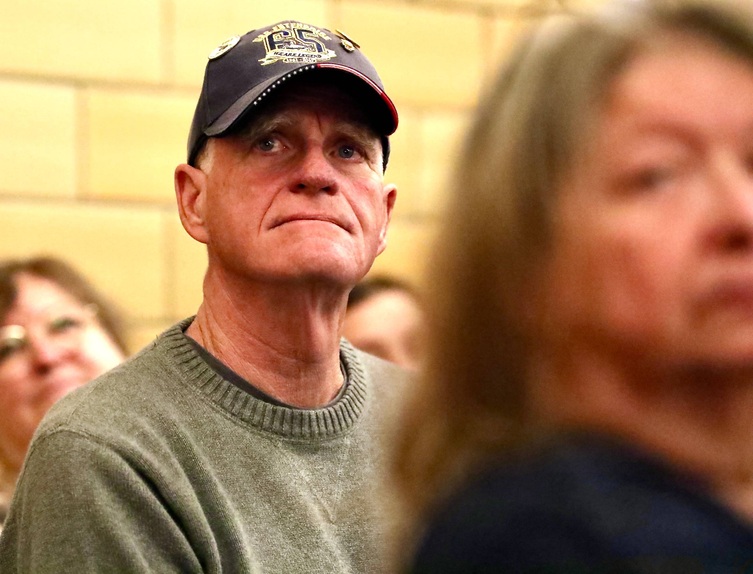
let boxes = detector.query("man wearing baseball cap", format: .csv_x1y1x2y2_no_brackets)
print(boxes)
0,21,407,573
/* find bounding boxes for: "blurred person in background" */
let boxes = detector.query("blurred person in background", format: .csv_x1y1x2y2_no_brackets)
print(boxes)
393,0,753,571
0,256,127,527
343,274,425,370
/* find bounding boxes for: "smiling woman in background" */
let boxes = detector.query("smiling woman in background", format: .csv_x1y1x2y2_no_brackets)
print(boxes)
0,256,127,525
393,0,753,570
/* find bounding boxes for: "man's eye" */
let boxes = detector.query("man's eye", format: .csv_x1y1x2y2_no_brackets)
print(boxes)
254,136,291,154
338,145,358,159
256,138,279,152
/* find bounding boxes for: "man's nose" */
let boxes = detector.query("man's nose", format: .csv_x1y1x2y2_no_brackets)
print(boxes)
292,147,339,194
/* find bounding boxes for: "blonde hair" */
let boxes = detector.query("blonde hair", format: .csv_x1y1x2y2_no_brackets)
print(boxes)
392,0,753,550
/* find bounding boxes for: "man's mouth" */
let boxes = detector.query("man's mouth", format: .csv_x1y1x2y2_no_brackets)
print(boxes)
271,214,352,232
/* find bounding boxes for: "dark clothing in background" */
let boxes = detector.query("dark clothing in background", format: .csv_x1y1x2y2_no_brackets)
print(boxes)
412,434,753,573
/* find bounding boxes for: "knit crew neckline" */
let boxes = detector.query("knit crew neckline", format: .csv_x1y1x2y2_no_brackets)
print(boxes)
160,318,369,440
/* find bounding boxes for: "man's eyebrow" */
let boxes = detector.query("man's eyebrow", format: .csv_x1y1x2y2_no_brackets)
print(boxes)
239,114,297,143
336,121,380,149
240,112,379,145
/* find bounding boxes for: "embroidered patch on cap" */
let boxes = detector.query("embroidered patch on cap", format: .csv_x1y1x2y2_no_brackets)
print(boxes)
254,22,336,66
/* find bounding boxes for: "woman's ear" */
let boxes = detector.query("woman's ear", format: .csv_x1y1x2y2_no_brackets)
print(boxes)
175,163,210,245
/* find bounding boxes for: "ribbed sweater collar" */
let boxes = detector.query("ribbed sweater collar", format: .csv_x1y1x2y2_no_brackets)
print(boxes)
159,318,369,440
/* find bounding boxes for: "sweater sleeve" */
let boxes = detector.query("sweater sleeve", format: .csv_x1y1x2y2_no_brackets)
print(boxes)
0,428,204,573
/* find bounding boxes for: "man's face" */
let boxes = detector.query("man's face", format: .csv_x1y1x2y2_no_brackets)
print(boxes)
537,35,753,374
180,81,396,289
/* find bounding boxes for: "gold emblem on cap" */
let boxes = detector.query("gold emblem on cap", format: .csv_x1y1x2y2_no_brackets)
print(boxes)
209,35,241,60
335,29,360,52
254,22,336,66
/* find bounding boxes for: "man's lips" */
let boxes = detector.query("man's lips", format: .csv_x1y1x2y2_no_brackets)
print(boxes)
270,214,352,232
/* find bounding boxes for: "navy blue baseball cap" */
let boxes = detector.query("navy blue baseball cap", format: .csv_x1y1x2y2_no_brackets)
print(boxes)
187,21,399,169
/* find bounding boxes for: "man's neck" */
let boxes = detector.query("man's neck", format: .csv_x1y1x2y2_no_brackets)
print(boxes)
187,275,348,409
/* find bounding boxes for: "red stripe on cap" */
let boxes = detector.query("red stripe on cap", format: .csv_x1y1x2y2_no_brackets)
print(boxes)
316,63,398,133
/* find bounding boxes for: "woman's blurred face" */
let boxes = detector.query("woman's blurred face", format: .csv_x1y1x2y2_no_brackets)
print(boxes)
0,273,125,473
343,289,424,370
539,35,753,374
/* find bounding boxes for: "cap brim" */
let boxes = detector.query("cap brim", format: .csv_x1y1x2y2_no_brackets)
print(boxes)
205,63,398,139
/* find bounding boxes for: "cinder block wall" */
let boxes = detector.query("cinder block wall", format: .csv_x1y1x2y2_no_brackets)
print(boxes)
0,0,601,352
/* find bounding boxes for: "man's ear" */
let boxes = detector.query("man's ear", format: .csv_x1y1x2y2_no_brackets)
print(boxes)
377,183,398,255
175,163,209,245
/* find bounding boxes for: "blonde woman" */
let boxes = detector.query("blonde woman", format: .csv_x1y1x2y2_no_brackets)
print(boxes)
395,1,753,570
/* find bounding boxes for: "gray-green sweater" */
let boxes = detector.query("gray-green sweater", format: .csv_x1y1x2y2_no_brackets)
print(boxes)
0,319,409,573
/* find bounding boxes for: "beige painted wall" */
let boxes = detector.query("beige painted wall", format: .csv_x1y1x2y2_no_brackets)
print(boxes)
0,0,601,352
